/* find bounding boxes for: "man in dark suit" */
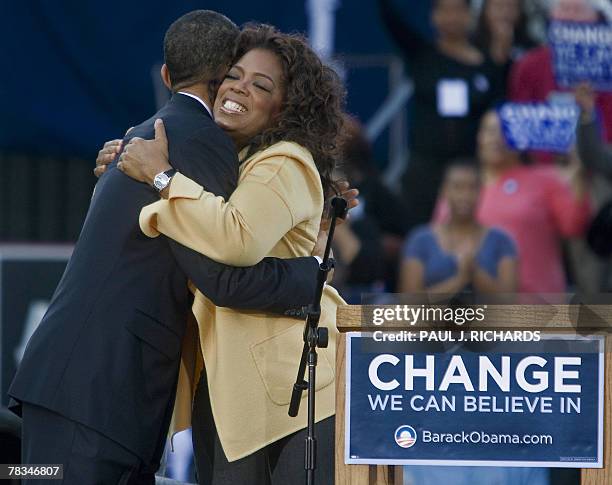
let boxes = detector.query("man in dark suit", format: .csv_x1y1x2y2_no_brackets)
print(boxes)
8,11,321,484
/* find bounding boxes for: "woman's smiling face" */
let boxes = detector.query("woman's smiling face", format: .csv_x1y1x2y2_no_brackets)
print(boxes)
477,111,514,167
213,48,285,148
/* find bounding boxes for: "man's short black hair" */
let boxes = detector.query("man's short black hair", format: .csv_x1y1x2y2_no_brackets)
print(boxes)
163,10,239,91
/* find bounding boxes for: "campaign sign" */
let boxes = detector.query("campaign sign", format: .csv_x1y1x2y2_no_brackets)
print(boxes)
345,333,604,467
549,21,612,91
498,102,579,152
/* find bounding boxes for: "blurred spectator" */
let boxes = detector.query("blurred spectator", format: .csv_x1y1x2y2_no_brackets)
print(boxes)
163,429,196,482
575,82,612,178
400,160,517,295
475,110,590,293
339,116,410,291
400,161,547,485
509,0,612,163
330,207,386,303
379,0,504,231
341,116,410,238
575,82,612,275
473,0,537,91
433,110,591,293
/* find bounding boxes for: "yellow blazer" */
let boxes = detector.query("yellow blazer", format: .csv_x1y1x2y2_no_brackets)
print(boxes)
139,141,344,461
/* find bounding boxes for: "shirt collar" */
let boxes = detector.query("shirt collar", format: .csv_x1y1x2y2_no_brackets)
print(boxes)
177,91,213,118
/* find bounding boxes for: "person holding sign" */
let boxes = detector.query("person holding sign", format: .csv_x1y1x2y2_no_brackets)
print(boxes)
509,0,612,164
575,82,612,262
431,109,590,293
476,110,590,293
575,82,612,178
399,161,518,295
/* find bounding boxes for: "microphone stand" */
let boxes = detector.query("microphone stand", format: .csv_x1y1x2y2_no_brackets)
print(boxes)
288,196,348,485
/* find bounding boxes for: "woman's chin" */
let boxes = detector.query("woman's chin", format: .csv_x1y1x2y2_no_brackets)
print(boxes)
215,116,237,132
480,151,505,167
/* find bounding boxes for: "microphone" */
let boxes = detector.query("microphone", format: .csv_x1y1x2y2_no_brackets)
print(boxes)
330,196,348,220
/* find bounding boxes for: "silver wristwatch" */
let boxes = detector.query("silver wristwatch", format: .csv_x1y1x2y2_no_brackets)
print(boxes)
153,168,177,192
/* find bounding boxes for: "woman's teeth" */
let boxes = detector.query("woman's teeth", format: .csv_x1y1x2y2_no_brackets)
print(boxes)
223,100,247,113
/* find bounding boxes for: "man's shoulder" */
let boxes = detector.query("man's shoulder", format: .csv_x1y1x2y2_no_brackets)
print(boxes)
122,100,238,190
127,99,228,146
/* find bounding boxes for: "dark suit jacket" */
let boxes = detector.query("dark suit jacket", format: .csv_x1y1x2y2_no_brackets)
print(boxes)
8,94,319,463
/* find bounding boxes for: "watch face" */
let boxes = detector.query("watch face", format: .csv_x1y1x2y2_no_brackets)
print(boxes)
154,173,169,190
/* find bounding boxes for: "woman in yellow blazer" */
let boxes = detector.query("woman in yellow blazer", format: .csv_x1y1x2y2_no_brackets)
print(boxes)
103,24,347,484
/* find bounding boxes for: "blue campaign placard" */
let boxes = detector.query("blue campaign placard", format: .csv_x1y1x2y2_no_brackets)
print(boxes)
498,102,579,153
549,21,612,91
345,333,604,467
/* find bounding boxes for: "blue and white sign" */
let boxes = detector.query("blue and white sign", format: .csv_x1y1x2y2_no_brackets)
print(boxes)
345,333,604,467
549,20,612,91
498,102,579,153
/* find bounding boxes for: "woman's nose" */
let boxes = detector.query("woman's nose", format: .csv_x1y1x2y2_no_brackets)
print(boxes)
231,81,248,96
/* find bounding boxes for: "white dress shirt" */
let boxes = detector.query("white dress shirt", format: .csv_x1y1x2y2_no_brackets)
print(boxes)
177,91,213,118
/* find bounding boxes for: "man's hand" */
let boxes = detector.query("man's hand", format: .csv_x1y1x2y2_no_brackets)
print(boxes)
94,139,122,178
118,119,172,184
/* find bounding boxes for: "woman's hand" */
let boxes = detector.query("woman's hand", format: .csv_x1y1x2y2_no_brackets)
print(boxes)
314,180,360,284
558,147,587,199
574,82,596,123
489,19,514,64
118,119,172,185
320,180,360,232
93,126,134,178
454,244,476,286
94,139,122,178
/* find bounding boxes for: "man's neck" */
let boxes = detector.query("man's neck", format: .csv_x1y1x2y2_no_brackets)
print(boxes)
176,86,214,111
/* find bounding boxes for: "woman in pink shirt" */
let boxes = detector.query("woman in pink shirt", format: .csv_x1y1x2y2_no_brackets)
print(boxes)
476,110,590,293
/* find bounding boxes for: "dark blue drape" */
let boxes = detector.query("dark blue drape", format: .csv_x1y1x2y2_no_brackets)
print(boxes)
1,0,408,160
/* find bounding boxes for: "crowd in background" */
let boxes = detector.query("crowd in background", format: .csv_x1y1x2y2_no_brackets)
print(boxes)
329,2,611,482
2,1,611,484
332,0,612,310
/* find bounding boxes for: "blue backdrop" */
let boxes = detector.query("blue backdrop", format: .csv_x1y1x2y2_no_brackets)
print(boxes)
1,0,430,160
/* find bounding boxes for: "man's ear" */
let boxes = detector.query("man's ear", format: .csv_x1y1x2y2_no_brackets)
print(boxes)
160,64,172,90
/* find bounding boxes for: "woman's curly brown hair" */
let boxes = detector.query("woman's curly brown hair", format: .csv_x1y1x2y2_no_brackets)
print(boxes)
235,23,346,197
